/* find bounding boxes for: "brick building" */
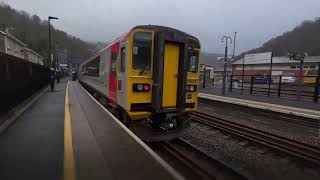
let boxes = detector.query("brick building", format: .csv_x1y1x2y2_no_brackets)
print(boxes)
232,56,320,79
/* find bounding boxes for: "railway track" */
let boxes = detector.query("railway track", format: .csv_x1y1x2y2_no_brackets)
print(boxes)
157,139,216,180
198,98,319,129
153,138,245,180
191,111,320,166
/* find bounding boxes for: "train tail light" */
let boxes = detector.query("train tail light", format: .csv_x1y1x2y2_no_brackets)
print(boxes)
133,84,150,92
143,84,150,91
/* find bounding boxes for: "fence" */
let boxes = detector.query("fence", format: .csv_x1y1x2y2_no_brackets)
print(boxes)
0,52,51,116
227,74,320,102
200,73,320,102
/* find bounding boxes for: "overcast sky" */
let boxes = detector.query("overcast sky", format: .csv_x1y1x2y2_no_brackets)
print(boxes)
5,0,320,54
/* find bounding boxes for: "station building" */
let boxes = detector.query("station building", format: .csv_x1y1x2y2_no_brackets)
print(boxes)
0,30,44,65
232,56,320,77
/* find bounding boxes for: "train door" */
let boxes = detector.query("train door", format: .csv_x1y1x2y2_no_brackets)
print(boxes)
102,49,111,95
116,42,127,108
162,43,180,107
109,43,119,103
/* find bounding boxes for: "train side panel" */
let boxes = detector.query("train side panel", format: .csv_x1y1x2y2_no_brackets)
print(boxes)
109,43,119,103
100,50,110,96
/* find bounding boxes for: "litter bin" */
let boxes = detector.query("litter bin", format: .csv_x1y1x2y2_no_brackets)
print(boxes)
233,80,239,89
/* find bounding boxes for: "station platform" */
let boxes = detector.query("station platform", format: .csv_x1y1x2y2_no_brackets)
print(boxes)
200,87,320,111
0,79,181,180
199,93,320,120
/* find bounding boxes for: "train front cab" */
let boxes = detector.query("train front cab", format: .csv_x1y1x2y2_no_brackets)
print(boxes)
125,26,200,134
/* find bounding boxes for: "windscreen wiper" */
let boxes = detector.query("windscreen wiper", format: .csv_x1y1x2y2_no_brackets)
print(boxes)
139,64,147,75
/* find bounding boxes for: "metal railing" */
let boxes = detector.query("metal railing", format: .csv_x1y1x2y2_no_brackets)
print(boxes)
200,74,320,103
227,74,320,102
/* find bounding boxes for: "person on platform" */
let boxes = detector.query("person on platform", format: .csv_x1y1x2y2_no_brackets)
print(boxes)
57,70,61,83
50,70,55,92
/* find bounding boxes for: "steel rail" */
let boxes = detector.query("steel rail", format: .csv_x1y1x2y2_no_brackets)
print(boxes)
158,139,217,180
198,98,319,129
192,111,320,166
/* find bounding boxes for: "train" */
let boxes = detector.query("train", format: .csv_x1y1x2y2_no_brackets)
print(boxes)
79,25,201,141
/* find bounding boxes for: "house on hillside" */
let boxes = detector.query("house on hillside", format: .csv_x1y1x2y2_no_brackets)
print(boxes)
0,30,44,65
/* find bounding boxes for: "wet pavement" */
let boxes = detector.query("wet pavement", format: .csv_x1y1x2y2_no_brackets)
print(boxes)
0,80,66,180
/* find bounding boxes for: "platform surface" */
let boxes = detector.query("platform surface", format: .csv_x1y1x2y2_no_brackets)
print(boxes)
200,93,320,120
200,87,320,111
68,81,180,180
0,79,181,180
0,80,66,180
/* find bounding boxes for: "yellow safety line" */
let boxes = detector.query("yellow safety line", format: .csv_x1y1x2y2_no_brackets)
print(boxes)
64,81,76,180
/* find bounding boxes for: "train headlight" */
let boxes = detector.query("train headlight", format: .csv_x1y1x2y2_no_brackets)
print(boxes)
137,84,144,91
133,84,150,92
187,85,197,92
189,85,195,92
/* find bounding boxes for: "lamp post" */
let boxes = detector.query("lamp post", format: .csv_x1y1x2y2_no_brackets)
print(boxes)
241,56,245,94
203,65,206,88
232,32,237,58
48,16,58,90
288,52,306,100
222,36,232,95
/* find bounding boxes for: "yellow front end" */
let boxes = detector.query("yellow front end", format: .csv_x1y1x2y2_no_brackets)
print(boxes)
126,29,154,120
125,28,201,120
185,44,201,112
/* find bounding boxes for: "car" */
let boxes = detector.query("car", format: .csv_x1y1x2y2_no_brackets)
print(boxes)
281,73,296,83
252,74,272,84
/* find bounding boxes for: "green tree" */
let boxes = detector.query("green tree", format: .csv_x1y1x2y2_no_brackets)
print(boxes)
0,3,98,66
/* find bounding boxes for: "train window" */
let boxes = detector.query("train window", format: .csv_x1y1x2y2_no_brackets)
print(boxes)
86,57,100,76
111,52,117,74
132,32,152,71
188,51,199,73
120,47,126,72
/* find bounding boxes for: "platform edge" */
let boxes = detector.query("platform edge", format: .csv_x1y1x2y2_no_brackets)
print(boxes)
78,81,185,180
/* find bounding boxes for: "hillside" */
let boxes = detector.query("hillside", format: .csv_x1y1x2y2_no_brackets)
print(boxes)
243,18,320,57
201,52,224,68
0,3,225,68
0,3,96,66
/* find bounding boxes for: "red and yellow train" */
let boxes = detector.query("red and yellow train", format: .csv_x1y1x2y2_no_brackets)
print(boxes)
79,25,201,141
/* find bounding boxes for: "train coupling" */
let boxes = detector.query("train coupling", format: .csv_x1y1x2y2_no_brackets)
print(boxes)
150,113,178,131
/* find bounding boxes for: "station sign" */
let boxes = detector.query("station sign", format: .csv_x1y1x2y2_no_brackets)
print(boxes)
244,52,272,63
60,64,68,67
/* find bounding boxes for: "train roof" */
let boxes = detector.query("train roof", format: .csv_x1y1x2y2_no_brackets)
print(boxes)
82,32,129,65
82,25,200,66
131,25,199,41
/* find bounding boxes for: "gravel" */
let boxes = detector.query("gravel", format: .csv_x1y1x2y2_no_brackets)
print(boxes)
182,122,320,180
198,101,320,147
